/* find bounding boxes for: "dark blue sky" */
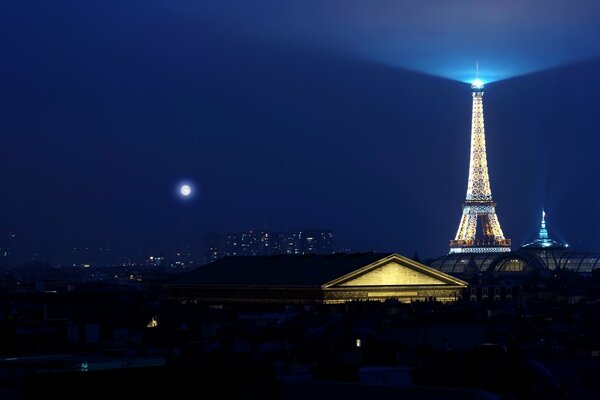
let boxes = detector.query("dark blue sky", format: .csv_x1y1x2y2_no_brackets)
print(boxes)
1,1,600,263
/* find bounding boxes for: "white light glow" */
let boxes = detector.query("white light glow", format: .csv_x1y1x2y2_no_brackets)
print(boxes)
472,78,484,89
180,184,192,196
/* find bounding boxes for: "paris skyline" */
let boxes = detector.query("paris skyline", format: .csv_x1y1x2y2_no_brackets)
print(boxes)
2,1,600,263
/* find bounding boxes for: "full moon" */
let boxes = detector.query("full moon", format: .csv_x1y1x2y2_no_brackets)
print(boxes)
180,184,192,197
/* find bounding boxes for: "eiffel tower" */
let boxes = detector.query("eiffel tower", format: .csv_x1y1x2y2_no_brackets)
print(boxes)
449,79,511,254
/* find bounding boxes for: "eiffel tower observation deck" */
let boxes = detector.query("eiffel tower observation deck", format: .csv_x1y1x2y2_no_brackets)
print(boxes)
449,79,511,254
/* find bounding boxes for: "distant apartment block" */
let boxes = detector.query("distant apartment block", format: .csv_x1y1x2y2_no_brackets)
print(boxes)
206,229,333,263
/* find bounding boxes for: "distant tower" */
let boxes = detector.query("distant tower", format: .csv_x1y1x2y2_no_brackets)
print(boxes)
449,79,511,254
535,210,551,246
522,210,566,248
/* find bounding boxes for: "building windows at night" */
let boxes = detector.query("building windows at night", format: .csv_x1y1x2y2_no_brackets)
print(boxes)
205,229,334,263
496,258,525,272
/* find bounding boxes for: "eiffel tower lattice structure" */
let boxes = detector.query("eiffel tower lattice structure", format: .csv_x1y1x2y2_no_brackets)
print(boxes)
449,79,511,254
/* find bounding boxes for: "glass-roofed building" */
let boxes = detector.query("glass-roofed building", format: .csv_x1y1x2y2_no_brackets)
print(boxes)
430,211,600,275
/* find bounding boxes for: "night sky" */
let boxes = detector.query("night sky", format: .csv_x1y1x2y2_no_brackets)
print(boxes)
2,1,600,263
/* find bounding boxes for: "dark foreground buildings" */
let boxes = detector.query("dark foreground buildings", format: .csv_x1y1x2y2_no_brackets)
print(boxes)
4,246,600,399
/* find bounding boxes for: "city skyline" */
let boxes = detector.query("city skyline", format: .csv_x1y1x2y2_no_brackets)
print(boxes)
3,4,600,397
2,2,600,263
0,227,338,266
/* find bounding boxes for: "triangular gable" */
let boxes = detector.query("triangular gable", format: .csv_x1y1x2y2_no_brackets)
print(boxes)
324,253,467,288
338,261,446,286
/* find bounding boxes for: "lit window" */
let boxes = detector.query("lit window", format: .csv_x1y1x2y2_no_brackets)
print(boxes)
147,316,159,328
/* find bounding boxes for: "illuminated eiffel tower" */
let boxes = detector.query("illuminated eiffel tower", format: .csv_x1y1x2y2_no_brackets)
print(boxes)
449,79,511,254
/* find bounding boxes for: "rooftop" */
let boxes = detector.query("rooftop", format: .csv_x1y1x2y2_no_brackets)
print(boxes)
167,253,394,287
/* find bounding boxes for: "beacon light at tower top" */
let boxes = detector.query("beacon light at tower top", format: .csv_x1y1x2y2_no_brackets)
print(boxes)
471,78,484,90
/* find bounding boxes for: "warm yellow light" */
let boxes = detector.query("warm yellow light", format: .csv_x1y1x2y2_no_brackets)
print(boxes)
147,316,158,328
340,262,445,286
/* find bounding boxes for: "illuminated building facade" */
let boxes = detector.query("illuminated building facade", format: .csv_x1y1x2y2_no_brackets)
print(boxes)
450,79,511,254
433,246,600,275
164,253,467,304
434,211,600,274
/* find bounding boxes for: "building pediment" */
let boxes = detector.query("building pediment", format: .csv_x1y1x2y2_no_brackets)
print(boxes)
164,253,467,304
324,254,467,288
